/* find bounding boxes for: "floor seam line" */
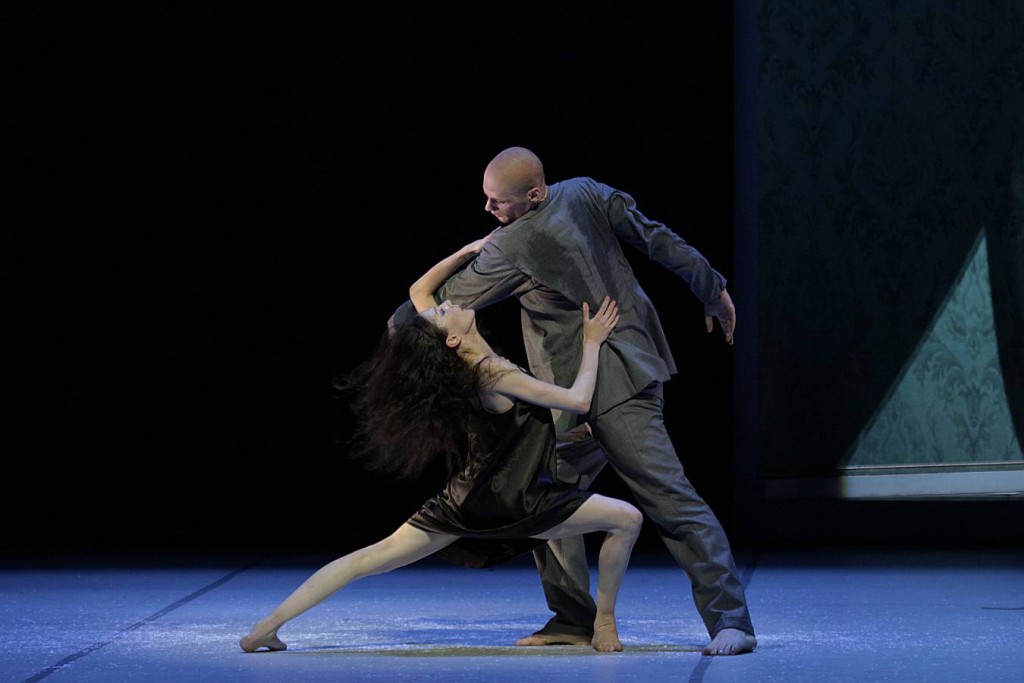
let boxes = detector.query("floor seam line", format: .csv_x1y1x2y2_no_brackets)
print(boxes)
20,556,269,683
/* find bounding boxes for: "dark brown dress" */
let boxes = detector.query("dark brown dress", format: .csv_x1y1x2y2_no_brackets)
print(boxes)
407,397,592,568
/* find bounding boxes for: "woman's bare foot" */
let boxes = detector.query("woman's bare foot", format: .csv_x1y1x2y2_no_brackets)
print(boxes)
591,618,623,652
702,628,756,656
239,624,287,653
515,631,593,646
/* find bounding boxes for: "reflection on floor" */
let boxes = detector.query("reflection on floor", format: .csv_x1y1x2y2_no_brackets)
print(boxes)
3,544,1022,682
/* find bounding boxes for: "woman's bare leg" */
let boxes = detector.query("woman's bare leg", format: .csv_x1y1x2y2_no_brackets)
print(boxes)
534,494,642,652
240,524,458,652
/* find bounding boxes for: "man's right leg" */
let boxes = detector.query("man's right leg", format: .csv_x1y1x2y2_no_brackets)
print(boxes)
517,430,609,645
518,536,595,644
532,494,644,652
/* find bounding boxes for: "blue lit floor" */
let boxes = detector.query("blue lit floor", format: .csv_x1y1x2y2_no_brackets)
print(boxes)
3,545,1022,683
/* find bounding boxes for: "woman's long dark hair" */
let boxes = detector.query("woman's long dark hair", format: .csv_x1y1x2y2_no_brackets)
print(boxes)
335,314,483,479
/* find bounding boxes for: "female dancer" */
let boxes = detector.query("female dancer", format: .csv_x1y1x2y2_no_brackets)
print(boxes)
240,235,641,653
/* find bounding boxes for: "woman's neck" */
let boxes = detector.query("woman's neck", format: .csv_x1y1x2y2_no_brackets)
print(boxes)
457,337,496,366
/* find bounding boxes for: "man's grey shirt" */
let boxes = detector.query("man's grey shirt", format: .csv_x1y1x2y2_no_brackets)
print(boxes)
390,177,726,429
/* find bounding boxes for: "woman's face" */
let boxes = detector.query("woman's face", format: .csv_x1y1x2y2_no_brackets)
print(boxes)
420,300,475,337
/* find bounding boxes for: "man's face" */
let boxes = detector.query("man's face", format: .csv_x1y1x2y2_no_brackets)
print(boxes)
482,174,534,224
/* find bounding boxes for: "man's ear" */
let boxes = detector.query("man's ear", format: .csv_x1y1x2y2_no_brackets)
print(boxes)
527,186,542,202
446,334,461,349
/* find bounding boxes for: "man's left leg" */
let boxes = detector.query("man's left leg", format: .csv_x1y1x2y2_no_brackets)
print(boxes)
589,384,756,654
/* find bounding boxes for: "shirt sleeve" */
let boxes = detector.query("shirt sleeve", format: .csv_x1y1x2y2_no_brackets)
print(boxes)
386,243,533,332
434,243,533,309
598,180,727,305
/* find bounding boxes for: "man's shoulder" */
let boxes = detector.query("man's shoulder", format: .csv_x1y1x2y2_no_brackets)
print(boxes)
552,176,615,199
555,176,600,189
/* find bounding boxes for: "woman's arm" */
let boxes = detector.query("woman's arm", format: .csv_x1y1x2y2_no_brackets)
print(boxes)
489,297,619,413
409,231,498,312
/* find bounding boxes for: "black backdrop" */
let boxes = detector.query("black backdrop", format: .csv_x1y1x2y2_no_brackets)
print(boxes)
8,2,739,556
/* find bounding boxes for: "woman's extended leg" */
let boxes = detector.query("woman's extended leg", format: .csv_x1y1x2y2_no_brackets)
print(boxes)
240,524,458,652
534,494,643,652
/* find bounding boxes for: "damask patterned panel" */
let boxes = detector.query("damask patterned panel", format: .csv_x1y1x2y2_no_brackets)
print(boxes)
845,232,1022,466
756,0,1024,479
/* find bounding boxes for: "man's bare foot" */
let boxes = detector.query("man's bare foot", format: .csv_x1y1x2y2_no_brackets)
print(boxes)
515,631,593,647
591,619,623,652
702,628,756,656
239,629,287,653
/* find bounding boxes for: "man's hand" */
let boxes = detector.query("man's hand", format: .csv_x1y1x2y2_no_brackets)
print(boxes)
704,289,736,345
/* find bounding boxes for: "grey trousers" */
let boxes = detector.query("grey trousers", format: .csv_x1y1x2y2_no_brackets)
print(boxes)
533,382,755,638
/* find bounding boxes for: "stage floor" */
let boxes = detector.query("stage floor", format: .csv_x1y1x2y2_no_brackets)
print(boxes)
3,544,1022,682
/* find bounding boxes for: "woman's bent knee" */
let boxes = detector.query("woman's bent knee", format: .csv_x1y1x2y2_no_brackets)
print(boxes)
620,503,643,536
602,499,642,536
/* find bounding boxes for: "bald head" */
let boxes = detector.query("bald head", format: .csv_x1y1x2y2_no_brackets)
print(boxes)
485,147,545,195
482,147,548,223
